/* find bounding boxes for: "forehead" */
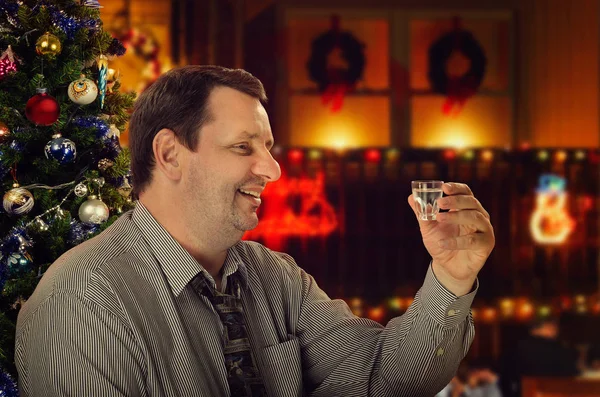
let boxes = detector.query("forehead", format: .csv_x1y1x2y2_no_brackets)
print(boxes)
206,86,269,127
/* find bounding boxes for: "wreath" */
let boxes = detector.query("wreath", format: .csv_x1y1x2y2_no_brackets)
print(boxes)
306,17,365,112
427,28,487,115
119,28,161,92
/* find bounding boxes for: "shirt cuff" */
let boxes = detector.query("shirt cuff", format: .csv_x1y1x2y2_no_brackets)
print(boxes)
418,262,478,328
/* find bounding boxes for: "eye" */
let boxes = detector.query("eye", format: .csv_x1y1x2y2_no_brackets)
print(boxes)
233,143,252,153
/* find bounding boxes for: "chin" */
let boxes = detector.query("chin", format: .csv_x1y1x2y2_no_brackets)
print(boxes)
233,215,259,232
243,219,259,231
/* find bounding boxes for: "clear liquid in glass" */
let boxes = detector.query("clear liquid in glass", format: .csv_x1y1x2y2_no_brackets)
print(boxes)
413,188,443,221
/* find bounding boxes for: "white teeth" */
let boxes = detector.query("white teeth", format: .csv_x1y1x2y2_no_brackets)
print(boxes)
239,189,260,198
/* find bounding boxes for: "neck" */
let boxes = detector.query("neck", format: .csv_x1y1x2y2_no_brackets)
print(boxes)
139,191,236,281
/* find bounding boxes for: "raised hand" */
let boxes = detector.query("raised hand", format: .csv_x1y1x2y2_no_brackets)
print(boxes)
408,182,495,296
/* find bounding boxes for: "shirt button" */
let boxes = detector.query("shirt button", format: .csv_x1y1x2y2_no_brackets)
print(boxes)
436,348,445,356
448,309,460,316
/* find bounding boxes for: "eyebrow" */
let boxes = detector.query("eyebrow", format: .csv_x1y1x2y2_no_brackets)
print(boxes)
238,130,274,149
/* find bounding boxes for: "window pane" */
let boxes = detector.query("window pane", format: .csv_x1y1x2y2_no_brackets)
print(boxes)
410,96,512,148
287,17,389,90
410,18,510,92
289,95,390,147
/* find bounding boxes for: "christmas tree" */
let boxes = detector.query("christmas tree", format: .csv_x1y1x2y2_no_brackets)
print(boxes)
0,0,136,391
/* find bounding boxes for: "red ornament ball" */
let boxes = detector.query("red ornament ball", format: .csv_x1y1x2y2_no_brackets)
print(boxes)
25,88,60,126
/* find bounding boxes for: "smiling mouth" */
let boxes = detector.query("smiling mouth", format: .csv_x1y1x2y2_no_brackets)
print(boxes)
237,189,262,205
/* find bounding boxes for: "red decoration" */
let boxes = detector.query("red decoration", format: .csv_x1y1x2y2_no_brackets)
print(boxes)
288,149,304,163
25,88,60,126
0,58,16,80
588,150,600,164
307,15,366,113
428,17,486,116
519,142,531,151
243,170,338,251
582,195,593,211
0,45,19,80
364,149,381,163
120,28,161,92
443,149,456,160
367,306,385,322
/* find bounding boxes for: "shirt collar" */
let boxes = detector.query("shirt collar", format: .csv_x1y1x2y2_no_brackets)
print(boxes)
131,201,249,296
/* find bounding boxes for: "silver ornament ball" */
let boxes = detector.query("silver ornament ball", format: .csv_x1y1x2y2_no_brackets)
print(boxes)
74,183,88,197
92,177,105,188
78,195,109,225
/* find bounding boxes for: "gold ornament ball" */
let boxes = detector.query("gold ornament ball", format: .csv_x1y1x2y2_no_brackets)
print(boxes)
0,121,10,141
3,187,34,215
106,68,120,93
36,32,62,56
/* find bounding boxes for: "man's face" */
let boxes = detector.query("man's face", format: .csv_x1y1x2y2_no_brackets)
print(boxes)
182,86,281,237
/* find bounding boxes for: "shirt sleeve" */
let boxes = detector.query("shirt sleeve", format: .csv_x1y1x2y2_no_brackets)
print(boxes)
292,260,477,397
15,292,147,397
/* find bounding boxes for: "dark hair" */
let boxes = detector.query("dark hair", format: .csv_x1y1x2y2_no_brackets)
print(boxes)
128,65,268,197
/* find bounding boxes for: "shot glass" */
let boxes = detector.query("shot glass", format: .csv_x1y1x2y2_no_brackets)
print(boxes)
411,180,444,221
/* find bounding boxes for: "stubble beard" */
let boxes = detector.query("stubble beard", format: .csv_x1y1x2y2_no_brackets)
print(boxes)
230,199,259,232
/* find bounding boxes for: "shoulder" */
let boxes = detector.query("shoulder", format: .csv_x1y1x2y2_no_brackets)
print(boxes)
17,211,143,326
233,240,303,280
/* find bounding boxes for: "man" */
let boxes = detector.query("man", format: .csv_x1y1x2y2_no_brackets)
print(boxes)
15,65,495,396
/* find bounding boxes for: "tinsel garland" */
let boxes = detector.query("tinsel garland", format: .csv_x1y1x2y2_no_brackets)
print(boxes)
71,115,110,140
67,218,98,245
0,0,99,39
0,368,18,397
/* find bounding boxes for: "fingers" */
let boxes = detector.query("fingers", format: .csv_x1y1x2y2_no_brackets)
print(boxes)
443,182,472,196
437,195,490,220
438,232,494,251
436,209,492,232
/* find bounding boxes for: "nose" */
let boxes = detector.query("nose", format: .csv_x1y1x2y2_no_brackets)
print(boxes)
253,149,281,182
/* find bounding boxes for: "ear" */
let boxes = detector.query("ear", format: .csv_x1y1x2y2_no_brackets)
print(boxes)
152,128,183,182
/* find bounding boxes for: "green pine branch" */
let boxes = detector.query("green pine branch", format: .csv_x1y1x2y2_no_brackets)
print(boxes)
0,0,138,382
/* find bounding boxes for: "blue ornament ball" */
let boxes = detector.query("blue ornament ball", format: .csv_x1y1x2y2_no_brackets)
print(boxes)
44,134,76,164
6,251,33,277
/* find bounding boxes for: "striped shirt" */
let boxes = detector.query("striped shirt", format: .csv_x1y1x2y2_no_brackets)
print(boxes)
15,201,477,397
